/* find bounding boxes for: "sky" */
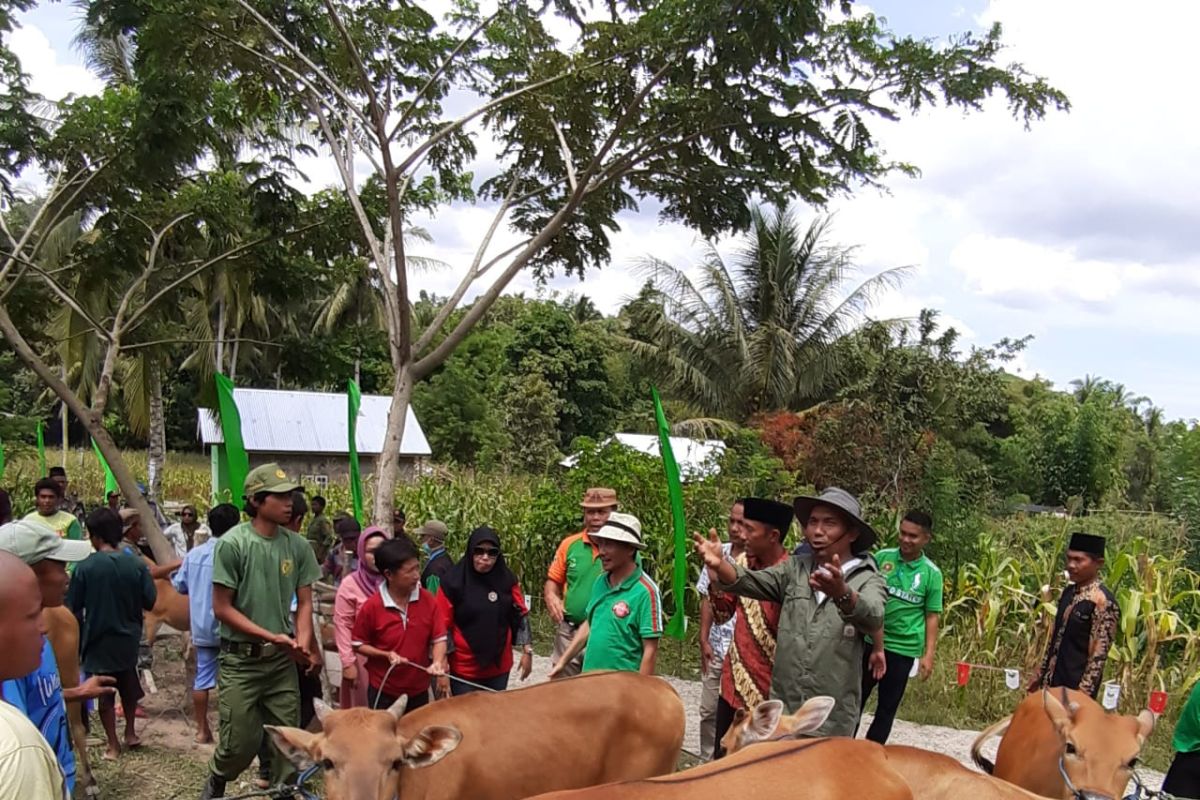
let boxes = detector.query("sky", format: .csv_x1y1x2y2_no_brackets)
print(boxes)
8,0,1200,422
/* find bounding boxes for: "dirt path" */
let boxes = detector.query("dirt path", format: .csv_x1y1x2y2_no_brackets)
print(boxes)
101,639,1163,799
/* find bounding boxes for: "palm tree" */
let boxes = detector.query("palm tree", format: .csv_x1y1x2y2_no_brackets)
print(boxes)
626,204,907,427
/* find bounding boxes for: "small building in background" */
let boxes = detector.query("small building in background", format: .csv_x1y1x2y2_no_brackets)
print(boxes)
560,432,726,480
198,387,432,491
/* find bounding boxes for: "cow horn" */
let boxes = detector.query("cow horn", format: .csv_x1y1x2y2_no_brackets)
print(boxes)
388,695,409,719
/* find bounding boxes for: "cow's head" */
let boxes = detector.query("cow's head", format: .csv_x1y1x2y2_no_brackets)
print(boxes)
267,697,462,800
1043,688,1155,800
719,696,836,755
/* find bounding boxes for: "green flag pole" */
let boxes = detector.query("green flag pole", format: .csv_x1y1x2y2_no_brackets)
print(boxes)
90,437,119,496
348,379,365,525
214,374,250,503
653,387,689,639
36,421,46,477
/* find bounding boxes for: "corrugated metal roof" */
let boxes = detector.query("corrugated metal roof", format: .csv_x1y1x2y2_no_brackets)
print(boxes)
197,387,432,456
560,432,726,478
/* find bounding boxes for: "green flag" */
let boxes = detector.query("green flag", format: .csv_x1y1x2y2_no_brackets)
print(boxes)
653,387,689,639
348,379,365,525
90,437,118,496
36,421,46,477
214,374,250,503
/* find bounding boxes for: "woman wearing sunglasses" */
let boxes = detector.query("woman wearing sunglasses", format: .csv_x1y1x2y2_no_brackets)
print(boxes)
435,527,533,696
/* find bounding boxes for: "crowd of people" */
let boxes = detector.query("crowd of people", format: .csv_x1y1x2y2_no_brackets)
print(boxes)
1,462,1200,799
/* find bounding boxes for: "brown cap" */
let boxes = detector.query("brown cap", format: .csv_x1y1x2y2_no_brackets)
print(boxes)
580,487,618,509
119,507,140,531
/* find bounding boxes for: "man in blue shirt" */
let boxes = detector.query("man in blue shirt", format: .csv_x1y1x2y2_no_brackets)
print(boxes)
0,519,116,794
172,504,240,744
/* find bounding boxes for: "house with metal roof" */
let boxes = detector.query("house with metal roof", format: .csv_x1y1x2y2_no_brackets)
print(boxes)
559,432,726,480
197,387,432,491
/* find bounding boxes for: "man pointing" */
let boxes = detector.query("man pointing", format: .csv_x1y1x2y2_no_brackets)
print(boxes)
695,487,886,738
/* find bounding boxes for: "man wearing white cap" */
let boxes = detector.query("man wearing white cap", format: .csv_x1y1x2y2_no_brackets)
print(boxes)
548,512,663,677
0,520,112,795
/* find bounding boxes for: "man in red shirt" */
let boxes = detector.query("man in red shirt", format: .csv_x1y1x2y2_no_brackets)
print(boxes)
709,497,792,758
352,538,448,711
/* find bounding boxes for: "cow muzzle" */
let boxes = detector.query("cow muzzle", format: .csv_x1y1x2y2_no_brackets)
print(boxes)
1058,758,1154,800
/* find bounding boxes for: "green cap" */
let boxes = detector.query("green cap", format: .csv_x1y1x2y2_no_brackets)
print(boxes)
244,463,302,496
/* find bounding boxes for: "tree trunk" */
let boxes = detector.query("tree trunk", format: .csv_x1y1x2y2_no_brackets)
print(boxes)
0,305,176,564
229,337,240,382
215,296,226,373
371,364,413,526
147,360,166,503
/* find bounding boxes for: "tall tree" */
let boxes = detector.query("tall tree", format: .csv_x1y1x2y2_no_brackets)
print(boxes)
628,207,906,424
94,0,1067,524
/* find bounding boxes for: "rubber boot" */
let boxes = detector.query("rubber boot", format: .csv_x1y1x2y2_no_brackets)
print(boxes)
198,773,226,800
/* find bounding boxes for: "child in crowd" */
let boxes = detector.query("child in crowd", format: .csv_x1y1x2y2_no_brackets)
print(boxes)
352,537,448,711
68,508,157,759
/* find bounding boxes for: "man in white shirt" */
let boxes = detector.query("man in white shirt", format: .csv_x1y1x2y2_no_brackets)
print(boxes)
0,550,69,799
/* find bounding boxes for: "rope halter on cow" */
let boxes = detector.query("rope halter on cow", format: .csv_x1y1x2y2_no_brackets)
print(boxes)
1057,758,1178,800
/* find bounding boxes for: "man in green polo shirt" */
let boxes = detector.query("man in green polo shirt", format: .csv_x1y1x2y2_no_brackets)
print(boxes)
548,512,662,677
544,487,619,677
860,510,942,744
198,464,321,800
1164,680,1200,798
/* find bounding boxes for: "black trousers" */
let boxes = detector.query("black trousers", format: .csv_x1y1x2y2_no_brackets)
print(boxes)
1164,750,1200,799
367,685,431,713
714,696,737,759
859,649,915,744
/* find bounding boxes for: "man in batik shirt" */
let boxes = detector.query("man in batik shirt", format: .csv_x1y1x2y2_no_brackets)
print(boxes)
1028,532,1118,699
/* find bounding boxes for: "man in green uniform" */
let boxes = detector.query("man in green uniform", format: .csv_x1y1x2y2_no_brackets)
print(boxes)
199,464,321,800
548,512,662,676
305,495,334,562
543,487,619,677
860,510,942,743
1164,681,1200,798
25,479,83,543
695,487,887,738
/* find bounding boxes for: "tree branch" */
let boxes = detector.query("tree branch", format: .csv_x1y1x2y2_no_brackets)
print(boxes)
551,117,578,193
413,175,520,354
124,220,325,333
387,4,505,143
231,0,373,128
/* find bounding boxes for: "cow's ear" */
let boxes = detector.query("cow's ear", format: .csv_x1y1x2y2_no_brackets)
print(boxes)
1135,709,1156,743
267,726,320,771
1042,688,1076,737
785,696,836,737
402,726,462,769
746,699,786,741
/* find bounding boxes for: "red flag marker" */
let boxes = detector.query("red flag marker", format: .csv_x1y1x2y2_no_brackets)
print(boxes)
1149,691,1168,714
956,662,971,687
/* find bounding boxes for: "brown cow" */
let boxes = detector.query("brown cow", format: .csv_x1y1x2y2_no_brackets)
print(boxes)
723,699,1055,800
143,577,189,646
43,605,98,798
268,671,684,800
524,738,916,800
971,688,1154,800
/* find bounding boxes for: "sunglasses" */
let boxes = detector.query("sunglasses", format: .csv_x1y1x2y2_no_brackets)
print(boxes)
473,547,501,558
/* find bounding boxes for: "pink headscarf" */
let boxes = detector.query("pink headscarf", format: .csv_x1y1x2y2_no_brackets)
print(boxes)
352,525,391,596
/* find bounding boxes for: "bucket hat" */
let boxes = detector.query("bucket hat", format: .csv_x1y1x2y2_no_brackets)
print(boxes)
590,512,645,550
580,487,619,509
793,487,877,554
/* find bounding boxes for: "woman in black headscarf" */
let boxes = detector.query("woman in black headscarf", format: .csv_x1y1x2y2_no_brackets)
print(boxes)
434,527,533,695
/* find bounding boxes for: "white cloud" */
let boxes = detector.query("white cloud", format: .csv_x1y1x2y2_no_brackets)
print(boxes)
5,24,102,99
